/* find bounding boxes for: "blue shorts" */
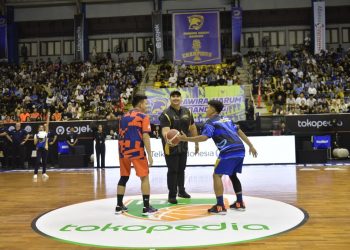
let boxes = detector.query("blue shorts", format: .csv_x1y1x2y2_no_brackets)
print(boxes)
214,157,244,175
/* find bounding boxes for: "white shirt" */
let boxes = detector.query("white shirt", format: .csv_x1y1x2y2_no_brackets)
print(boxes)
308,86,317,96
296,97,306,106
76,94,84,102
46,96,56,105
306,98,317,107
168,76,177,85
286,97,296,106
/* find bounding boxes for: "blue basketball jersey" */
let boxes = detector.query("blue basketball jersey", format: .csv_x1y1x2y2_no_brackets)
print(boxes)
201,115,245,159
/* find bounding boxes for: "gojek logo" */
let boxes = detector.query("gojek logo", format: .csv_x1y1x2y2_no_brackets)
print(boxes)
32,194,308,249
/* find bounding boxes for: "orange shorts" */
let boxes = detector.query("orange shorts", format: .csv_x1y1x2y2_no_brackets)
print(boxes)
119,157,149,177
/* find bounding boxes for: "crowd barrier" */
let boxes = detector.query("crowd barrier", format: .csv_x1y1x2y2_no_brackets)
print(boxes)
1,114,349,167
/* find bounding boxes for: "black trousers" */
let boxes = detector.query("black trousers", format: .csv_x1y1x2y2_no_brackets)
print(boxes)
11,144,25,168
34,148,48,174
0,142,10,168
165,153,188,198
95,143,105,168
47,144,57,166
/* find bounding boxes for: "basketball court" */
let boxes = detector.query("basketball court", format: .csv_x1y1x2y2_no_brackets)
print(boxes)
1,164,349,249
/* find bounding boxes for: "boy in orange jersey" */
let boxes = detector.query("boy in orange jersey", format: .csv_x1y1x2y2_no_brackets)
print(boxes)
116,94,158,216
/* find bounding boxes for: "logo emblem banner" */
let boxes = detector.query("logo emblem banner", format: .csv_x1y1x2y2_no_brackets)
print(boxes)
173,11,221,64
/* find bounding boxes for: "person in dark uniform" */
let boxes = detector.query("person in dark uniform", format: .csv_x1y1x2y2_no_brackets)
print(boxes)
45,124,58,166
9,123,30,169
94,124,106,169
159,90,199,204
0,122,12,169
66,127,78,154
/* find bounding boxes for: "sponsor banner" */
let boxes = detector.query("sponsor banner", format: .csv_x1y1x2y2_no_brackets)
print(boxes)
145,86,245,124
95,136,296,167
33,194,307,248
3,120,119,138
231,6,242,53
172,11,221,64
74,14,84,61
0,16,6,59
313,135,331,149
285,114,350,133
152,11,164,63
313,0,325,54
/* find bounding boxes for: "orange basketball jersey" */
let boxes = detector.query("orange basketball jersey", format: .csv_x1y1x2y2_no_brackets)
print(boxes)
118,109,151,159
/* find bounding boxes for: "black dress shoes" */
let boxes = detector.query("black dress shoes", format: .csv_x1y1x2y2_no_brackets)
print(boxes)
168,198,178,204
178,191,191,198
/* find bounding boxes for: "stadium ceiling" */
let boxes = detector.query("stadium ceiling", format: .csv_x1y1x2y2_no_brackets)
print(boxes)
6,0,153,7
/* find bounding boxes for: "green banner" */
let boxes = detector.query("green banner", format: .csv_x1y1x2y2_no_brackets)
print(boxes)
146,86,245,124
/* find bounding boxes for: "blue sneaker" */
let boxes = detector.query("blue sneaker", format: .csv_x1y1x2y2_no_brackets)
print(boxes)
142,206,158,216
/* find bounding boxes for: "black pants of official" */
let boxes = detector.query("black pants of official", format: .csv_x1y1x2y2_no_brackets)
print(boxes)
95,144,105,168
34,148,48,174
11,144,26,168
165,153,188,198
0,142,11,168
47,144,57,166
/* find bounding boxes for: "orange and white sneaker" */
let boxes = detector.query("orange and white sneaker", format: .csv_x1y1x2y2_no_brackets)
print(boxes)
208,204,227,215
230,201,246,211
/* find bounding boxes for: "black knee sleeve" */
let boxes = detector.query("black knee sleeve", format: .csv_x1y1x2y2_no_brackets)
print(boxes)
229,173,242,193
118,176,129,186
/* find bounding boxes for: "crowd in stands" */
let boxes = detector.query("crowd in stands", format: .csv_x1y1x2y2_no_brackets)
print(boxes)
0,53,149,123
2,44,350,123
153,55,243,88
248,47,350,115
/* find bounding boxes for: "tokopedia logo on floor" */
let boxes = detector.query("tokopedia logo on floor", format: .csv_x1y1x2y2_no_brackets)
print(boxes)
59,222,269,234
33,194,307,248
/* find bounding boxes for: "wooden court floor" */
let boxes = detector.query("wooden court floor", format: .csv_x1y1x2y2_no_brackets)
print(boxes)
0,165,349,250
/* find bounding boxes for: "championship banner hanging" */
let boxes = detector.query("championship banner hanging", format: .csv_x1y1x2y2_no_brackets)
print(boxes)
145,86,245,124
231,6,242,53
152,11,164,63
312,0,326,55
74,14,85,61
172,11,221,65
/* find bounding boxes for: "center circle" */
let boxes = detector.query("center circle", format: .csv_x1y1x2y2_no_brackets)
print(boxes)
33,194,308,248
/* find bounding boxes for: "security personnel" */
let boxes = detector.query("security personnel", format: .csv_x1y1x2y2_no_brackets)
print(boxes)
44,124,57,166
9,123,30,169
66,127,78,155
159,90,199,204
94,124,106,169
0,122,12,168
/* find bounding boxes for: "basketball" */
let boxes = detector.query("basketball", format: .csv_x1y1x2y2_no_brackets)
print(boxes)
166,129,180,145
